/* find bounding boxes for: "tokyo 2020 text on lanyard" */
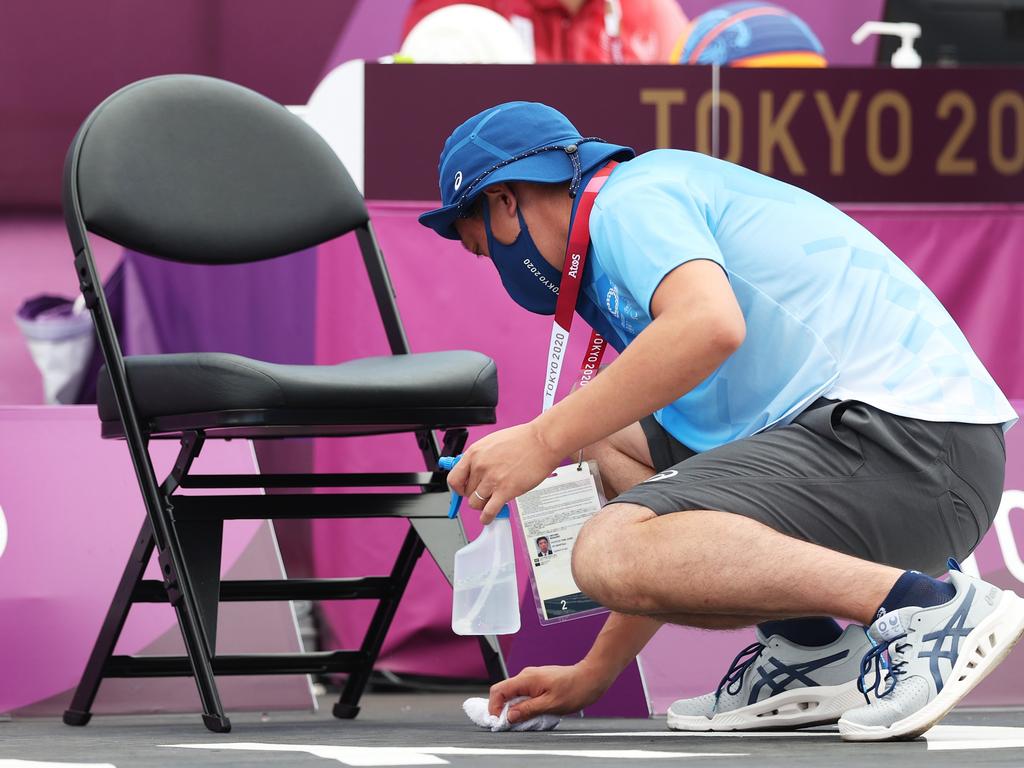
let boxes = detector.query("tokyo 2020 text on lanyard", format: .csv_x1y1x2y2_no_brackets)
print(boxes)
542,161,617,413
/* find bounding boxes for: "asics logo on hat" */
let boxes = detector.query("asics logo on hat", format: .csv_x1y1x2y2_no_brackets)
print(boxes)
454,171,463,191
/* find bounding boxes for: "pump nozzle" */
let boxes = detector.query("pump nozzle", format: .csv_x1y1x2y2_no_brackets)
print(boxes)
852,21,922,69
438,454,510,520
439,455,464,518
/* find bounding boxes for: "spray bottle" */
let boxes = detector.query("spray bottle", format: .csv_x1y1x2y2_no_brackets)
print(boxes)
440,455,520,635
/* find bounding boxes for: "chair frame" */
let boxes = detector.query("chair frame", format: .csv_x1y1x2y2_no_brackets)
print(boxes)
62,121,506,733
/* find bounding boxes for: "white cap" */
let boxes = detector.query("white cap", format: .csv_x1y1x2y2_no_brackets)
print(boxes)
400,4,535,64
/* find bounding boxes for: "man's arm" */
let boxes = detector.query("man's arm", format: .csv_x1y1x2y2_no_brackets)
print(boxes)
535,259,745,465
581,611,664,679
473,261,743,721
458,258,745,524
488,612,663,722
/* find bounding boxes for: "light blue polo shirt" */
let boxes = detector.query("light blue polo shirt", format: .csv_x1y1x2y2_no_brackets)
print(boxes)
583,150,1016,453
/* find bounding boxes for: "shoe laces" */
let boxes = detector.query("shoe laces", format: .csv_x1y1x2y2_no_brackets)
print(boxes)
715,641,766,704
857,632,911,704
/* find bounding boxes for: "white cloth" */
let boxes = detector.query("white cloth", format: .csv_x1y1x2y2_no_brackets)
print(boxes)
462,696,561,732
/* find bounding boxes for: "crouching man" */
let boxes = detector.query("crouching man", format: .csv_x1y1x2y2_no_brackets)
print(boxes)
418,102,1022,741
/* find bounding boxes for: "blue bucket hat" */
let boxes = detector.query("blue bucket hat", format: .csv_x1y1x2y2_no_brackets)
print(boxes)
418,102,634,240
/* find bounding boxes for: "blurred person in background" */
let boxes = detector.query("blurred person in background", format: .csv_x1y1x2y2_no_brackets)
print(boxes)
669,1,827,67
402,0,688,63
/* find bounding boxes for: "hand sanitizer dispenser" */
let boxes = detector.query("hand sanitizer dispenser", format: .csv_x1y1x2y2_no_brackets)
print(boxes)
440,456,520,636
852,21,922,69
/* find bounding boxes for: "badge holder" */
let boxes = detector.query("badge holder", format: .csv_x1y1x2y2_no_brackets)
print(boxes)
513,455,610,626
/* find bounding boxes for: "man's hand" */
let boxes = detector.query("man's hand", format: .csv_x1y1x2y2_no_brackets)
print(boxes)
489,662,615,723
447,422,561,524
488,614,661,723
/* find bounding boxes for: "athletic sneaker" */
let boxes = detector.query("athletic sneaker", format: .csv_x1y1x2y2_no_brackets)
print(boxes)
667,624,870,731
839,563,1024,742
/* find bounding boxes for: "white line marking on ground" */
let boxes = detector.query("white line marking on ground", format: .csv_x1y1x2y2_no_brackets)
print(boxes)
161,742,746,766
556,724,1024,750
925,725,1024,751
0,762,116,768
431,748,740,760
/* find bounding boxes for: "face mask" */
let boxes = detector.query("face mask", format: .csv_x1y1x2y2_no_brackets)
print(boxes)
483,201,561,315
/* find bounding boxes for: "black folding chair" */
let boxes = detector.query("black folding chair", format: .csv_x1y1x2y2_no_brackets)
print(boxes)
61,74,505,733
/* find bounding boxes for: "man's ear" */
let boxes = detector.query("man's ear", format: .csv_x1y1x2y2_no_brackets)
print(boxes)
483,183,518,219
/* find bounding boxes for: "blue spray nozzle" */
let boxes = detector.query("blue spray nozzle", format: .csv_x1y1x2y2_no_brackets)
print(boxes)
439,455,463,518
439,454,511,521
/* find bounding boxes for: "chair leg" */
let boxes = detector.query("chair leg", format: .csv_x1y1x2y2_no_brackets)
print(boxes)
160,499,231,733
333,526,425,719
136,433,230,733
164,563,231,732
63,512,232,733
63,520,155,726
477,636,508,684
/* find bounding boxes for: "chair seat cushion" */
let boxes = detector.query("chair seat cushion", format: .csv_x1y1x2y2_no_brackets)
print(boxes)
98,350,498,423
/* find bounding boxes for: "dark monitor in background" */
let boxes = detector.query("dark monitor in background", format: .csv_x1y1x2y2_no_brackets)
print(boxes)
880,0,1024,65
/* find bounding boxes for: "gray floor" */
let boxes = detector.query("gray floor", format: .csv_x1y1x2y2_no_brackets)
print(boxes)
4,693,1024,767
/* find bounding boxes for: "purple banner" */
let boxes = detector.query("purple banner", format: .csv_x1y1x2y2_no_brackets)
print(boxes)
363,63,1024,203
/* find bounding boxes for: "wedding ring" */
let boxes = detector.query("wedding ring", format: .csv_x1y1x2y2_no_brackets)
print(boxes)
473,490,489,501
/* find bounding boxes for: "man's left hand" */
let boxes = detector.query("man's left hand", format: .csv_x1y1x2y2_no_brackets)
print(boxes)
447,422,561,524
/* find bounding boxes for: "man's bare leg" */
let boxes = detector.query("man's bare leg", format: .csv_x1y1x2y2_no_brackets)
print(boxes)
491,425,877,724
579,427,778,682
583,423,656,498
585,424,775,630
573,504,900,626
583,422,899,626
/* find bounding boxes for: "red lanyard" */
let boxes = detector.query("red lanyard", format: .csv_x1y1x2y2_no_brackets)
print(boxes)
542,161,616,412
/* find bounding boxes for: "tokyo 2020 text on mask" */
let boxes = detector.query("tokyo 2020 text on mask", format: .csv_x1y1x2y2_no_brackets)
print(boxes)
482,201,562,315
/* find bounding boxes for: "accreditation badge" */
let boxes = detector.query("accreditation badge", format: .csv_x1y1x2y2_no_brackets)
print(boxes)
513,461,610,625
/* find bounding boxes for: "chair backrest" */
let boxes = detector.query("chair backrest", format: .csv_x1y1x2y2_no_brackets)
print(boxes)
64,74,367,264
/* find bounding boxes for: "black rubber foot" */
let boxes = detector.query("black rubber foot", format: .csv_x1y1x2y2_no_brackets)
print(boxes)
332,702,360,719
203,713,232,733
63,709,92,727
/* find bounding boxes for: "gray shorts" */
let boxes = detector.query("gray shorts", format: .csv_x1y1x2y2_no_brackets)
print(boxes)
611,399,1006,577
